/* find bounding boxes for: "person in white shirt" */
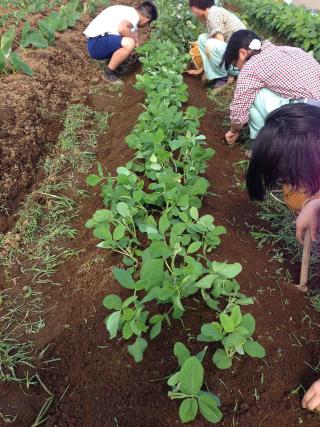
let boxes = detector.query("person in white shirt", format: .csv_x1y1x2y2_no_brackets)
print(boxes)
84,2,157,83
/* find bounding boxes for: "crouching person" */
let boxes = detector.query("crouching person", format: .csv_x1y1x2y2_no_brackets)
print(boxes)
84,1,157,84
223,30,320,146
187,0,245,87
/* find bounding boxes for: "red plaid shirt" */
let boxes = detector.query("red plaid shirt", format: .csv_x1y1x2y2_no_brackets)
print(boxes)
230,41,320,125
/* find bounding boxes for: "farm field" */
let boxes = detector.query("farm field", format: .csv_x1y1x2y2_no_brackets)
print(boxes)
1,0,320,426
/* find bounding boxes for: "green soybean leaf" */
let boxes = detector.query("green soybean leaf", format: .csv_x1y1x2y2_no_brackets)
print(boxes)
27,31,49,48
196,347,207,362
159,214,170,234
1,26,15,56
93,224,111,240
179,398,198,423
150,320,162,339
127,337,148,362
10,52,33,76
187,241,202,254
123,295,136,307
117,166,131,176
198,393,222,423
93,209,113,222
116,202,131,218
150,153,157,163
174,342,191,366
113,223,126,241
180,357,203,395
240,313,256,336
122,322,133,340
220,313,235,333
149,314,164,324
150,163,162,171
222,332,245,348
122,308,134,322
244,340,265,358
167,371,180,387
105,310,121,339
103,294,122,310
171,222,186,236
113,268,135,289
140,259,164,289
199,323,223,342
212,349,232,369
190,206,199,220
86,174,103,186
212,261,242,278
230,305,242,327
195,274,214,289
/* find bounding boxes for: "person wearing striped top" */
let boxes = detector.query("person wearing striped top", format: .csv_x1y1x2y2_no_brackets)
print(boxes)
187,0,246,85
223,30,320,144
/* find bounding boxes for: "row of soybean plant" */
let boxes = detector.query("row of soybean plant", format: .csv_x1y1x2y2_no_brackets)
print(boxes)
0,0,108,76
85,1,265,424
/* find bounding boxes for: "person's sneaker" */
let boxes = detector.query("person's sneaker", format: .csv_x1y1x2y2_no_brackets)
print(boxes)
103,67,122,84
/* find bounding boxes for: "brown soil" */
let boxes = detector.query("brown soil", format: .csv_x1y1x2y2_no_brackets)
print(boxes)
1,6,320,427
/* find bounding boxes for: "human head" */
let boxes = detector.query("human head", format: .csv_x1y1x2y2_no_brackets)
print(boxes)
246,103,320,201
223,29,262,69
137,1,158,27
189,0,214,18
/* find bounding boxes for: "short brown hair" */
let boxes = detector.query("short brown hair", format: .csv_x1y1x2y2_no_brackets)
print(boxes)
137,1,158,21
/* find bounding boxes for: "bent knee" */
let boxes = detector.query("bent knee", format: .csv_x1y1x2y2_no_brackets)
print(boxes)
121,37,136,50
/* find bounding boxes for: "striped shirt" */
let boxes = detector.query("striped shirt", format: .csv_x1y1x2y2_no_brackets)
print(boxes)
230,41,320,125
206,6,245,42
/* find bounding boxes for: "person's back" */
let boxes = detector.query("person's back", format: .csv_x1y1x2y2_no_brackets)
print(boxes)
84,5,139,38
243,41,320,100
207,6,245,42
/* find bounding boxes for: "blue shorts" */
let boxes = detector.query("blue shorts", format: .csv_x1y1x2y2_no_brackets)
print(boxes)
87,34,123,60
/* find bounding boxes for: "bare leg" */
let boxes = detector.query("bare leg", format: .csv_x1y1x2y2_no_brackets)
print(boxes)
108,47,133,70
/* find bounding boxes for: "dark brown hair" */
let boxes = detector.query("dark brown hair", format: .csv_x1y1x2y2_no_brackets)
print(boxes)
189,0,214,10
246,103,320,200
137,1,158,21
222,29,261,69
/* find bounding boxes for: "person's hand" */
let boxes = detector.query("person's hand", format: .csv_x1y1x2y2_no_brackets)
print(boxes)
225,129,240,145
227,75,235,84
302,379,320,411
296,199,320,244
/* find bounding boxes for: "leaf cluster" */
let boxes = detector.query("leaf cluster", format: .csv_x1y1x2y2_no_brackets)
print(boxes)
242,0,320,59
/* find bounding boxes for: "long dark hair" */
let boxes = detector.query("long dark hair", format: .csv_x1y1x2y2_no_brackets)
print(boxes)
189,0,214,9
246,103,320,201
222,29,261,69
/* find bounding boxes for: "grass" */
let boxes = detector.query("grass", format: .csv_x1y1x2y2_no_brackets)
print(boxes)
0,103,109,419
207,82,235,114
233,159,249,191
0,104,109,276
0,288,45,385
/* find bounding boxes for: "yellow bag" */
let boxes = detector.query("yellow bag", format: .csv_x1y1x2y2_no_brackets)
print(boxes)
189,41,203,70
283,184,320,213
